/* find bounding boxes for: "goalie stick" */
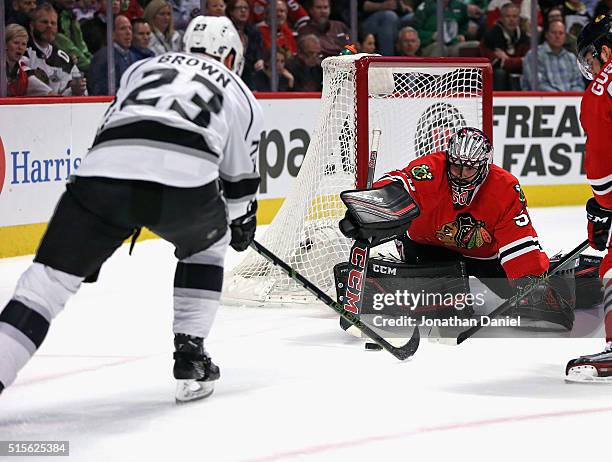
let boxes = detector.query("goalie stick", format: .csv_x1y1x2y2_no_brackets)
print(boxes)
341,129,381,333
249,239,420,360
341,129,421,356
456,239,591,345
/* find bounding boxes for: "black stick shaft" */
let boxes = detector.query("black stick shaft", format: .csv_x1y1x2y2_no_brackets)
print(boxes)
456,239,590,344
250,240,419,360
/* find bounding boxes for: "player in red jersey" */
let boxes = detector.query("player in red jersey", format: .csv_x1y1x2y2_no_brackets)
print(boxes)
340,127,575,330
565,14,612,383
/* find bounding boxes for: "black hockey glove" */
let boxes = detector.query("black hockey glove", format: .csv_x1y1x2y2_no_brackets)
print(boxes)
586,198,612,251
510,274,575,330
230,200,257,252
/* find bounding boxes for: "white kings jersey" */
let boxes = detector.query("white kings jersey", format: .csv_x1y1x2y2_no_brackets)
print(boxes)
75,52,263,220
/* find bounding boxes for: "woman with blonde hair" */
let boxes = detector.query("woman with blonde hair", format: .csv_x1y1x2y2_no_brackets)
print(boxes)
144,0,182,55
5,24,54,96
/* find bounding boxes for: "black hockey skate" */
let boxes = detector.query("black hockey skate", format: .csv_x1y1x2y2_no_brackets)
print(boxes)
173,334,220,403
565,342,612,383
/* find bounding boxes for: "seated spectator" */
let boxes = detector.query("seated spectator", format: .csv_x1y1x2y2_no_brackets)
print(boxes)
131,17,155,60
413,0,477,56
486,0,542,33
227,0,265,88
6,23,54,96
7,0,37,29
299,0,350,58
360,0,413,56
564,0,592,38
358,30,377,53
82,0,121,55
145,0,183,55
286,33,322,91
252,0,310,30
252,48,295,91
542,6,578,54
480,3,530,90
26,3,87,95
206,0,227,16
258,0,298,55
594,0,612,17
51,0,93,72
396,25,421,56
167,0,200,30
522,20,585,91
89,14,143,95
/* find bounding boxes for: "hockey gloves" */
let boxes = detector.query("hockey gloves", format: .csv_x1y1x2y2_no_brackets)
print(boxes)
339,182,420,246
230,200,257,252
586,198,612,251
510,273,575,330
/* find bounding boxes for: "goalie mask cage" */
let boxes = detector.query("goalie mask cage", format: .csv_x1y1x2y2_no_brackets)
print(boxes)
224,55,492,305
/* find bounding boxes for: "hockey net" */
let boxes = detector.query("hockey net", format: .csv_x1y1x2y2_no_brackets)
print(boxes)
223,55,492,305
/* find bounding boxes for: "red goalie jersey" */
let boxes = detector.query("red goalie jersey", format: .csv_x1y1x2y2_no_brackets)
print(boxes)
580,56,612,210
373,152,550,280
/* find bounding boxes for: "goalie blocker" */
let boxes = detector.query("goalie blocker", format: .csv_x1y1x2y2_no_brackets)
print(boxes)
339,182,420,246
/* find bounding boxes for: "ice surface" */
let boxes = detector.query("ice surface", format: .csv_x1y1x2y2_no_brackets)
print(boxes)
1,206,610,462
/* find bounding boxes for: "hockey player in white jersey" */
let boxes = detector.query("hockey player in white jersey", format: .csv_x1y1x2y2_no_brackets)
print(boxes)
0,16,263,402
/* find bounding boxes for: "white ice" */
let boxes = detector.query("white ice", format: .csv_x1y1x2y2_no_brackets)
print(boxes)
1,206,610,462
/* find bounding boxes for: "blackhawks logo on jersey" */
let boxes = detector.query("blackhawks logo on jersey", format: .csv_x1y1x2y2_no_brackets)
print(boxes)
514,184,526,203
435,213,493,249
410,164,433,181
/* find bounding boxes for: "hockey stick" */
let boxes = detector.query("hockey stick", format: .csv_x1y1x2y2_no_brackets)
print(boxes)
345,129,381,316
250,239,420,360
366,129,382,188
340,128,381,335
456,239,591,345
341,129,421,356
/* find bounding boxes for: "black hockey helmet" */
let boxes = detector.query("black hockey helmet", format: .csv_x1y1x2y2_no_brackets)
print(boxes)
446,127,493,208
577,14,612,80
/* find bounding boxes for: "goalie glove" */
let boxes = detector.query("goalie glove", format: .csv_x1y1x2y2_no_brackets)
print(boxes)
339,182,420,246
230,200,257,252
586,198,612,251
509,273,575,330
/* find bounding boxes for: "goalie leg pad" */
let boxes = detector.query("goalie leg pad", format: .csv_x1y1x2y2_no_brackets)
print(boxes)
334,257,474,322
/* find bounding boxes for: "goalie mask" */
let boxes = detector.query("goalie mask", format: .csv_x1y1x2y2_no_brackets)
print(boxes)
183,16,245,75
577,14,612,80
446,127,493,208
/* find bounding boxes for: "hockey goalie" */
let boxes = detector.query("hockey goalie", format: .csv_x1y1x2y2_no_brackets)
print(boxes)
338,127,583,333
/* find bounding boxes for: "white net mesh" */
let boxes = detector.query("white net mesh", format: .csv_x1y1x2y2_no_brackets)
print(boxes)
223,55,489,305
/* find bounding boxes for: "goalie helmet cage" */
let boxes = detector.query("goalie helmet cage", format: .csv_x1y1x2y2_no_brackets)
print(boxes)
224,55,493,305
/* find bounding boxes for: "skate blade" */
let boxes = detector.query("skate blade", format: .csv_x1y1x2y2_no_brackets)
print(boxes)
565,366,612,384
175,379,215,403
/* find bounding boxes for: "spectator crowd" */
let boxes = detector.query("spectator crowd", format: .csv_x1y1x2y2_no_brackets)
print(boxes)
5,0,610,96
